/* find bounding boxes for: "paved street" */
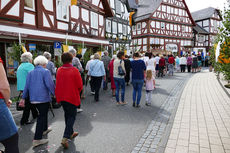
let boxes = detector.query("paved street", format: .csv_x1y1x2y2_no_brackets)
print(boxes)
164,70,230,153
9,71,190,153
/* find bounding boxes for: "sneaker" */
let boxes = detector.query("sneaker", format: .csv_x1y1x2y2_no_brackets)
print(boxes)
77,108,83,113
91,91,95,95
121,102,127,105
145,103,151,106
43,127,52,135
136,104,140,108
61,138,69,149
70,132,79,139
33,139,49,147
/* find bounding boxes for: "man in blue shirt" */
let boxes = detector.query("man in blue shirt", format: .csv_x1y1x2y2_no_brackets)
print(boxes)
89,53,105,102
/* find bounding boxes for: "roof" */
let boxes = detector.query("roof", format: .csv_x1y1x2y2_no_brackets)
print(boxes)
133,0,163,22
191,7,220,21
126,0,138,12
102,0,114,17
193,24,209,34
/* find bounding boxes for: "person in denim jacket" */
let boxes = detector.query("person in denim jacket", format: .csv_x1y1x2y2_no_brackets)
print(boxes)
20,55,55,148
0,57,19,153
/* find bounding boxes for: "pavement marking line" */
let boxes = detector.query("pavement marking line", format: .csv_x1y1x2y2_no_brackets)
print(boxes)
164,70,230,153
131,73,191,153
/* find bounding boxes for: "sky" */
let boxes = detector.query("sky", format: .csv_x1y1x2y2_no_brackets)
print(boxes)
185,0,228,12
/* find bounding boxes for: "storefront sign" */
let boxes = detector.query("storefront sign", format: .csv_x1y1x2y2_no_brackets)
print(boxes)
166,44,178,53
29,44,36,51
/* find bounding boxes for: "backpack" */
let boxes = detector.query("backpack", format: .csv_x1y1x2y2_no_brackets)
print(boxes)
118,60,125,76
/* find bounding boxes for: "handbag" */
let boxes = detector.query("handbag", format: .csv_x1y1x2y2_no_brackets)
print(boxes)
118,60,125,76
16,92,24,111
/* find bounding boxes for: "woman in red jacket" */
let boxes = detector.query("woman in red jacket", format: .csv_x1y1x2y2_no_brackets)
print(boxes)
55,52,83,149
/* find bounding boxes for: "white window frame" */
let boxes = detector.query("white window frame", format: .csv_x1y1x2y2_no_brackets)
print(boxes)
112,21,117,34
91,11,98,29
106,20,112,32
137,23,141,30
24,0,35,11
161,22,165,29
56,0,69,22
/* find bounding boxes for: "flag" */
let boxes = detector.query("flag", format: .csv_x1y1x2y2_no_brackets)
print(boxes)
71,0,77,5
21,45,27,53
129,12,135,26
63,45,69,53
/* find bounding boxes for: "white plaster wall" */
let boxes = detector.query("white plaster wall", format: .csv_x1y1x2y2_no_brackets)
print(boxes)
92,0,99,6
1,0,10,9
99,15,103,26
43,0,53,12
6,0,19,16
43,13,50,28
23,12,35,25
49,15,54,25
57,22,68,30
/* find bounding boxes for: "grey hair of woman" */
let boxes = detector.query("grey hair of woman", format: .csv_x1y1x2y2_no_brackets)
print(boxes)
69,49,77,56
43,52,51,60
20,52,33,63
94,53,101,59
34,55,48,66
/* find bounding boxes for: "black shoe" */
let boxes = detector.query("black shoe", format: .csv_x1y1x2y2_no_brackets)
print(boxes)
21,121,34,126
136,104,140,108
133,103,135,107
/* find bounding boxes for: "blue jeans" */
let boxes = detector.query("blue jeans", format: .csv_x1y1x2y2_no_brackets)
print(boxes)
61,101,77,139
132,80,144,105
34,102,49,140
114,77,125,102
0,99,18,141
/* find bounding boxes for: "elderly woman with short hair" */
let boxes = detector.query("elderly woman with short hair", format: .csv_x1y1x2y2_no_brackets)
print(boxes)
43,52,56,81
69,49,83,72
89,53,105,102
17,52,38,125
20,55,55,147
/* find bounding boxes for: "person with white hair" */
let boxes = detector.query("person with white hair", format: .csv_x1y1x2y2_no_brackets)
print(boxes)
20,55,55,147
108,55,117,96
101,51,111,90
69,49,83,72
17,52,38,125
89,53,105,102
85,55,94,93
43,52,56,81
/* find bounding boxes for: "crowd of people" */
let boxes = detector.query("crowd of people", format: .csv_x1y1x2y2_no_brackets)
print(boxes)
0,49,209,152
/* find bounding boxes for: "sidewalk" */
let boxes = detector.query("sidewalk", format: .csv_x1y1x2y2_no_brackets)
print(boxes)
164,70,230,153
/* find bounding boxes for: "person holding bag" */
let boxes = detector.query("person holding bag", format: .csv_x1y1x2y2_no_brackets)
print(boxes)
113,51,126,105
0,57,19,153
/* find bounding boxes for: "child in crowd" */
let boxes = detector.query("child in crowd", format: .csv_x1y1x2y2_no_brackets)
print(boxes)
145,70,154,106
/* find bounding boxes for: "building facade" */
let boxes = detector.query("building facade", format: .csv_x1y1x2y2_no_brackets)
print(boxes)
191,7,222,54
105,0,131,54
0,0,113,78
129,0,195,54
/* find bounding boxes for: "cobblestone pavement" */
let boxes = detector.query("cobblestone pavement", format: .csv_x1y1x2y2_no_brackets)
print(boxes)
164,70,230,153
131,71,191,153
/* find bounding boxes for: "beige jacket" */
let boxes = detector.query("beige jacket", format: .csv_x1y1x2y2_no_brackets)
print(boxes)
113,59,126,78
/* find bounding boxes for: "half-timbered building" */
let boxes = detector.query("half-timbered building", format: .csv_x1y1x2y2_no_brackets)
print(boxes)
106,0,131,54
128,0,195,54
191,7,222,54
0,0,113,78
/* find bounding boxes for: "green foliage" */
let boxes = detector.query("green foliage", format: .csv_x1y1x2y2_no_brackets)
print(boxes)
8,43,22,63
83,48,93,64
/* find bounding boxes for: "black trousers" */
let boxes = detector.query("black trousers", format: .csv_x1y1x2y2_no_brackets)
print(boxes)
187,65,191,72
34,103,49,140
91,76,103,101
103,69,109,90
0,133,19,153
180,65,186,72
158,66,164,77
61,102,77,139
20,96,38,125
125,71,130,83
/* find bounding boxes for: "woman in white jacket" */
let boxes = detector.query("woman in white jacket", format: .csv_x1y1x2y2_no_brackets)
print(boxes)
180,55,187,72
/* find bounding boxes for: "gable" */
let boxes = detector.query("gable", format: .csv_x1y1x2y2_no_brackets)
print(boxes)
151,0,195,25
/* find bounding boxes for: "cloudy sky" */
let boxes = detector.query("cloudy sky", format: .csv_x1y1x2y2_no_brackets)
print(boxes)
185,0,228,12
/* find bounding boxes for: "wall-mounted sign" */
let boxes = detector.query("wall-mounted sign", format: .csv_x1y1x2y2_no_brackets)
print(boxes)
166,44,178,53
29,44,36,51
54,42,62,49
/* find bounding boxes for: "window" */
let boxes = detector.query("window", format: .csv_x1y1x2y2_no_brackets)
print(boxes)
156,22,160,28
137,23,141,30
122,25,127,35
203,20,209,27
116,0,121,15
106,20,111,32
118,23,122,33
110,0,115,9
56,0,69,21
91,12,98,29
25,0,35,10
112,21,117,34
162,5,166,12
161,22,165,29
